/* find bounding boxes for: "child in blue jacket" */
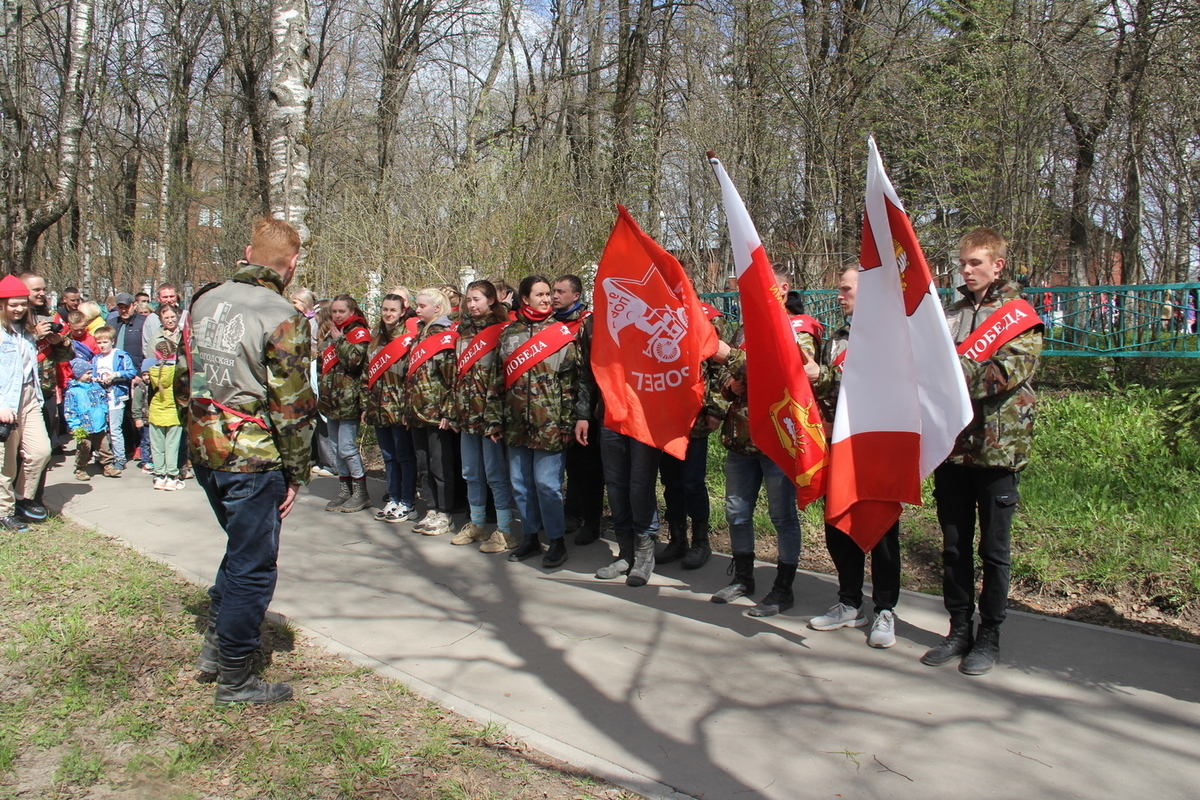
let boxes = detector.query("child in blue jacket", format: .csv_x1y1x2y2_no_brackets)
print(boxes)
90,326,136,476
63,359,111,481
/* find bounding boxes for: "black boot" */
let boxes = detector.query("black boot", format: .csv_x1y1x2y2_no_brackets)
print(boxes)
542,537,568,568
596,530,634,579
340,477,372,513
626,533,656,587
214,654,293,707
959,624,1000,675
574,517,602,546
711,553,755,603
747,562,797,617
195,625,219,677
656,520,689,565
508,533,542,562
681,521,712,570
920,616,975,666
325,477,352,512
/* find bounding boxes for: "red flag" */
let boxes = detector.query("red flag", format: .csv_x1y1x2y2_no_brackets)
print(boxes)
592,206,718,458
708,154,829,507
825,137,973,552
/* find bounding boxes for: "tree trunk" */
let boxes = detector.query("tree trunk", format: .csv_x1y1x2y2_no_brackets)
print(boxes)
268,0,312,258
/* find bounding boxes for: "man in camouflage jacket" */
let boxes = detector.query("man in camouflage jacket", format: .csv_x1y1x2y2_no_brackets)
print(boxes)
177,217,316,706
922,228,1042,677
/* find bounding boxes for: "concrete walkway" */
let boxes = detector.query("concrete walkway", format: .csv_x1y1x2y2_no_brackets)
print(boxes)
45,461,1200,800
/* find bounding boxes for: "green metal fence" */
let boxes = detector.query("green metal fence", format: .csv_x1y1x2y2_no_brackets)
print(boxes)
699,283,1200,357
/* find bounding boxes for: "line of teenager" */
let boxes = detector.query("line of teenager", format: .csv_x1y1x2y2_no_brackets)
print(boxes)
289,226,1037,677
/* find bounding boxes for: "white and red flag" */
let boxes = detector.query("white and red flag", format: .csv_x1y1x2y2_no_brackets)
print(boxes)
825,137,973,552
592,205,718,458
708,153,829,508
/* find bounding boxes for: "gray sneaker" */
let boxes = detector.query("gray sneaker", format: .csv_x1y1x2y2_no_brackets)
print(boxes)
809,602,867,631
868,609,896,648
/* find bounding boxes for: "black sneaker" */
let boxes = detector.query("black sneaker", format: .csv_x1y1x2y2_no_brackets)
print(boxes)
15,498,47,522
0,515,30,533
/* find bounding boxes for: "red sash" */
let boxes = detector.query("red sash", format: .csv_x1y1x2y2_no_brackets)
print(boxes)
503,322,575,388
407,330,459,377
320,325,371,376
366,331,416,389
561,309,591,335
790,314,824,344
700,302,722,321
957,299,1041,362
831,348,847,368
456,323,506,378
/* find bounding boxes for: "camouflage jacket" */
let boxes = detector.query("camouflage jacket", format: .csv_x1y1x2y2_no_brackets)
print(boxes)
814,322,850,423
402,317,456,427
32,307,72,395
689,312,735,438
720,324,818,457
176,263,316,485
317,316,369,420
555,305,597,423
453,315,509,436
944,280,1042,471
486,313,579,452
362,326,407,428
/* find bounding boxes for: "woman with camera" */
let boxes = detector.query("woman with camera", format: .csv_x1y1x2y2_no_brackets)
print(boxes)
0,275,71,531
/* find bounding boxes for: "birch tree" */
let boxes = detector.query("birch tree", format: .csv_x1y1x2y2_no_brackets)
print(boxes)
269,0,312,257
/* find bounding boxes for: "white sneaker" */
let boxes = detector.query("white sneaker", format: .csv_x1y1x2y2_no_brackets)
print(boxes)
173,478,185,490
388,502,417,523
809,602,868,631
868,609,896,648
421,512,451,536
153,476,167,490
374,501,399,522
163,478,180,491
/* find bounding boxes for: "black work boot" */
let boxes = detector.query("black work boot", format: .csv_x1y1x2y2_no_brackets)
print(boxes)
747,562,797,617
921,616,975,666
656,520,689,565
596,530,634,579
711,553,755,603
195,626,219,678
574,517,602,546
339,477,372,513
626,533,657,587
214,654,293,707
681,521,712,570
542,537,568,568
959,624,1001,676
508,533,542,562
325,477,352,512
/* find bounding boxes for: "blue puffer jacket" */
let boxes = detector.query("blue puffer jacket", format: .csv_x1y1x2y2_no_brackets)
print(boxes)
90,350,137,403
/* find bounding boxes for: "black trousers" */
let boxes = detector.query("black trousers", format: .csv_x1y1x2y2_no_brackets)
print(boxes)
410,425,461,514
933,464,1020,627
824,520,901,613
564,430,605,523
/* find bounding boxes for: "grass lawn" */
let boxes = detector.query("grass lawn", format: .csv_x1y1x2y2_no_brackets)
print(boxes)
0,517,638,800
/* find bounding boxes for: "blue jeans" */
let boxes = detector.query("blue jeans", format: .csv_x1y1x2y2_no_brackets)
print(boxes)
107,404,126,468
376,425,417,506
326,418,364,478
724,451,801,564
196,466,286,659
461,431,514,512
508,446,566,540
600,427,661,536
660,435,711,525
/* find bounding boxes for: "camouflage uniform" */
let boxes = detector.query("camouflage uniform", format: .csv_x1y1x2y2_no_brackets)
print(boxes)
935,278,1043,632
944,280,1042,471
814,323,849,424
362,330,406,428
402,317,456,426
453,316,507,437
317,317,369,421
719,325,818,457
176,263,316,487
556,305,603,533
487,315,579,453
404,316,460,514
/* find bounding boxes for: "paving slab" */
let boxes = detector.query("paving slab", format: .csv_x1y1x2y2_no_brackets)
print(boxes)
45,459,1200,800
